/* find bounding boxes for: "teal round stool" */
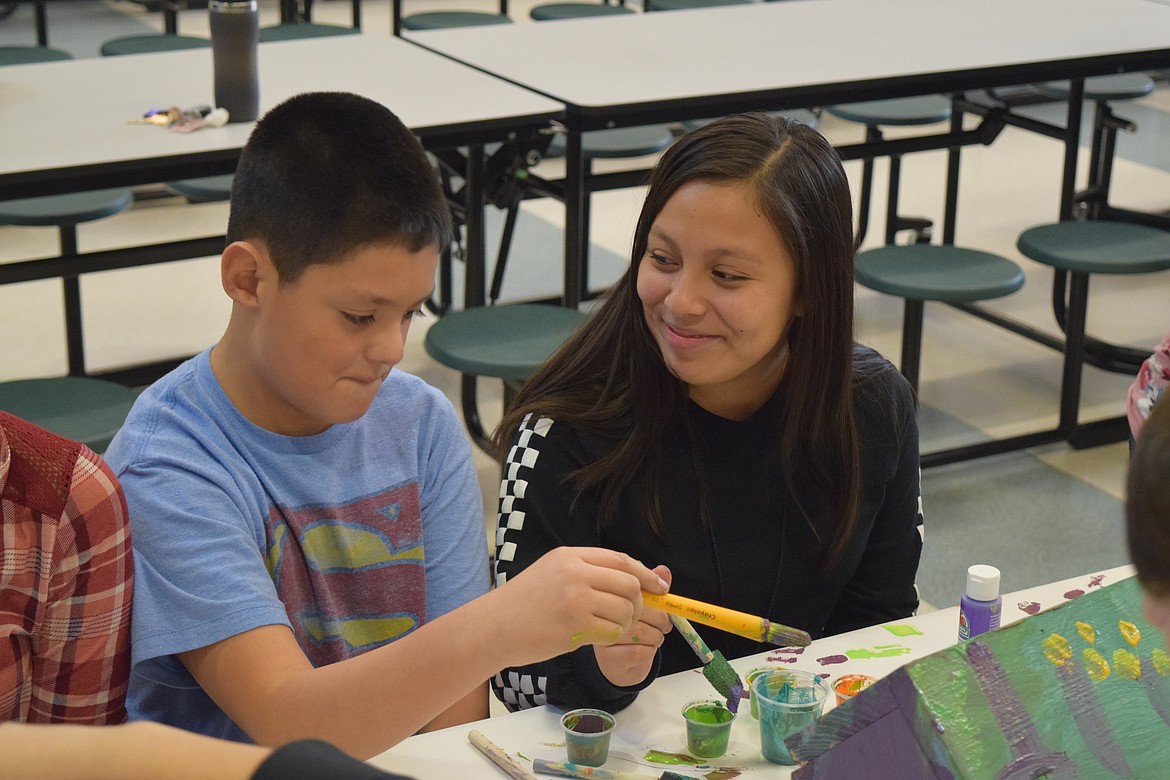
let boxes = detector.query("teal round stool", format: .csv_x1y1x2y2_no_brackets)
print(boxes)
855,243,1025,391
0,46,72,65
402,11,511,29
165,174,235,203
100,34,211,56
682,108,820,133
424,304,588,452
259,22,360,41
0,377,139,453
647,0,755,10
530,2,634,19
827,95,954,247
1016,220,1170,436
0,189,135,377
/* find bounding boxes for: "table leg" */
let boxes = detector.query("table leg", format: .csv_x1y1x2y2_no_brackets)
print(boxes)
563,129,585,309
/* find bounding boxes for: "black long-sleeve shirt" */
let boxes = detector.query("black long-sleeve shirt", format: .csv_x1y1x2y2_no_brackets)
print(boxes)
491,348,922,713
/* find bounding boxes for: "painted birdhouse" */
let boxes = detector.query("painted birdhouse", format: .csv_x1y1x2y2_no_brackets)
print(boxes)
787,577,1170,778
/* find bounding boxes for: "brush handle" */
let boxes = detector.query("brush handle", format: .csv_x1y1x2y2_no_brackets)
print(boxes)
469,730,538,780
667,614,715,665
531,758,658,780
642,591,811,647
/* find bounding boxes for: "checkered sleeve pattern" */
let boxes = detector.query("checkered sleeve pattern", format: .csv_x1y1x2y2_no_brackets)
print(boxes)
491,414,554,710
1,414,133,724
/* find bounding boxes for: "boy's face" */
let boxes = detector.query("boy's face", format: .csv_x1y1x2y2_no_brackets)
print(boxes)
246,240,437,436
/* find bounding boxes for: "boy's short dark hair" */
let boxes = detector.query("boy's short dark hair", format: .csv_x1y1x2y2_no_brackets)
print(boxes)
226,91,453,283
1127,397,1170,597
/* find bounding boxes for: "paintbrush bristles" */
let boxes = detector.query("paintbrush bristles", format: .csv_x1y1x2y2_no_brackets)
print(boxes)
763,620,812,648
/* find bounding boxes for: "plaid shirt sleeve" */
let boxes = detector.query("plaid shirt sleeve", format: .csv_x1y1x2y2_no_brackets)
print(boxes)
1,416,133,724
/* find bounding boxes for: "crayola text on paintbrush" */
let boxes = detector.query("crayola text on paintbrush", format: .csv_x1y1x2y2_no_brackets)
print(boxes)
642,591,811,647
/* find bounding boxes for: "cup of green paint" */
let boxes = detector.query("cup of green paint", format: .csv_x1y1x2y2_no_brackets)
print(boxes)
561,708,616,767
681,698,736,758
753,669,828,765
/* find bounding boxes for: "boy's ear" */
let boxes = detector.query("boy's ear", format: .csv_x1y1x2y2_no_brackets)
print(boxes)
221,241,269,308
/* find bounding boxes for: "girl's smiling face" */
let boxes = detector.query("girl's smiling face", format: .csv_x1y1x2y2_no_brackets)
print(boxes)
636,179,800,420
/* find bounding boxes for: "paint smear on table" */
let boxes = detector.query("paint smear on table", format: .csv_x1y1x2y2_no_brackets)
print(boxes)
1088,573,1106,588
644,750,703,765
817,654,849,666
845,644,912,660
1065,588,1086,600
767,656,799,663
703,770,743,780
883,624,924,637
1018,601,1041,615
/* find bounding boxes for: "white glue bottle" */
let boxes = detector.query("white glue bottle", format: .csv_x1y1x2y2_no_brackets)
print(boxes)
958,564,1002,641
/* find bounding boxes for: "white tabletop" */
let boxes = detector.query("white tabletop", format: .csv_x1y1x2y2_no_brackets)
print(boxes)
368,564,1135,779
0,35,562,193
408,0,1170,116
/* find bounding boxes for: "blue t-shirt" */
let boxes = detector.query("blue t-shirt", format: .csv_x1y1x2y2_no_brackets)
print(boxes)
104,349,488,740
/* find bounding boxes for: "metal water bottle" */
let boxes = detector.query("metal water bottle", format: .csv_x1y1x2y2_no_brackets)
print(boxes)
210,0,259,123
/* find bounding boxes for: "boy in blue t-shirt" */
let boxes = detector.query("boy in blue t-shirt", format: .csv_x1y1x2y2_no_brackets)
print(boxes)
104,92,669,759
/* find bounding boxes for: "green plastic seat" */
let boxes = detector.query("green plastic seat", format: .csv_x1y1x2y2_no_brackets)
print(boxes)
0,189,135,377
165,174,235,203
1017,221,1170,275
100,34,211,56
425,304,588,382
855,244,1025,391
0,46,72,65
682,108,820,133
529,2,634,19
401,11,511,29
259,22,360,41
827,95,953,247
547,125,676,160
425,304,588,452
0,377,139,453
648,0,756,10
1031,73,1155,103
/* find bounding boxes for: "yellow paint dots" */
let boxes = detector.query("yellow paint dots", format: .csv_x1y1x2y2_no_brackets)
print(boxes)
1119,621,1141,647
1042,633,1073,666
1113,649,1141,680
1076,622,1096,644
1153,649,1170,678
1082,648,1110,681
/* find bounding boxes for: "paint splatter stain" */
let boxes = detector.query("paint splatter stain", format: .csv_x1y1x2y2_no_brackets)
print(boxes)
1083,648,1110,680
817,654,849,666
1076,621,1096,645
773,646,806,654
817,673,831,680
1114,649,1141,680
1064,588,1085,600
1120,620,1141,647
844,644,912,660
1087,574,1105,588
1042,633,1072,666
1018,601,1041,615
703,770,744,780
766,656,799,664
883,624,924,637
541,742,566,748
644,750,703,765
1154,649,1170,677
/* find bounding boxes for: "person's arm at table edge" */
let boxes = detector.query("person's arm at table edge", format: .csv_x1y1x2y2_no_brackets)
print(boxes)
180,546,669,758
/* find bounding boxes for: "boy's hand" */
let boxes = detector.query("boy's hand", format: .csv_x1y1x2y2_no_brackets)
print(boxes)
594,565,673,687
496,547,669,668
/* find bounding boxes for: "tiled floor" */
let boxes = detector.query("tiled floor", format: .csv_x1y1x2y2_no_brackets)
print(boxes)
3,0,1169,585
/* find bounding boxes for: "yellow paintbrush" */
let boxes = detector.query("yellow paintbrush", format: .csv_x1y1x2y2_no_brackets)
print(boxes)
643,591,811,647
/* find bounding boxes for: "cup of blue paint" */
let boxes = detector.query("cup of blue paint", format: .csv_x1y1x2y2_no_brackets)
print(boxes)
753,669,828,765
561,708,616,767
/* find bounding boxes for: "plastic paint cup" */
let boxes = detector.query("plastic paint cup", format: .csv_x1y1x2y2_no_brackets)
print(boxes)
561,708,616,767
744,665,786,719
832,673,876,706
681,698,736,758
753,669,829,765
